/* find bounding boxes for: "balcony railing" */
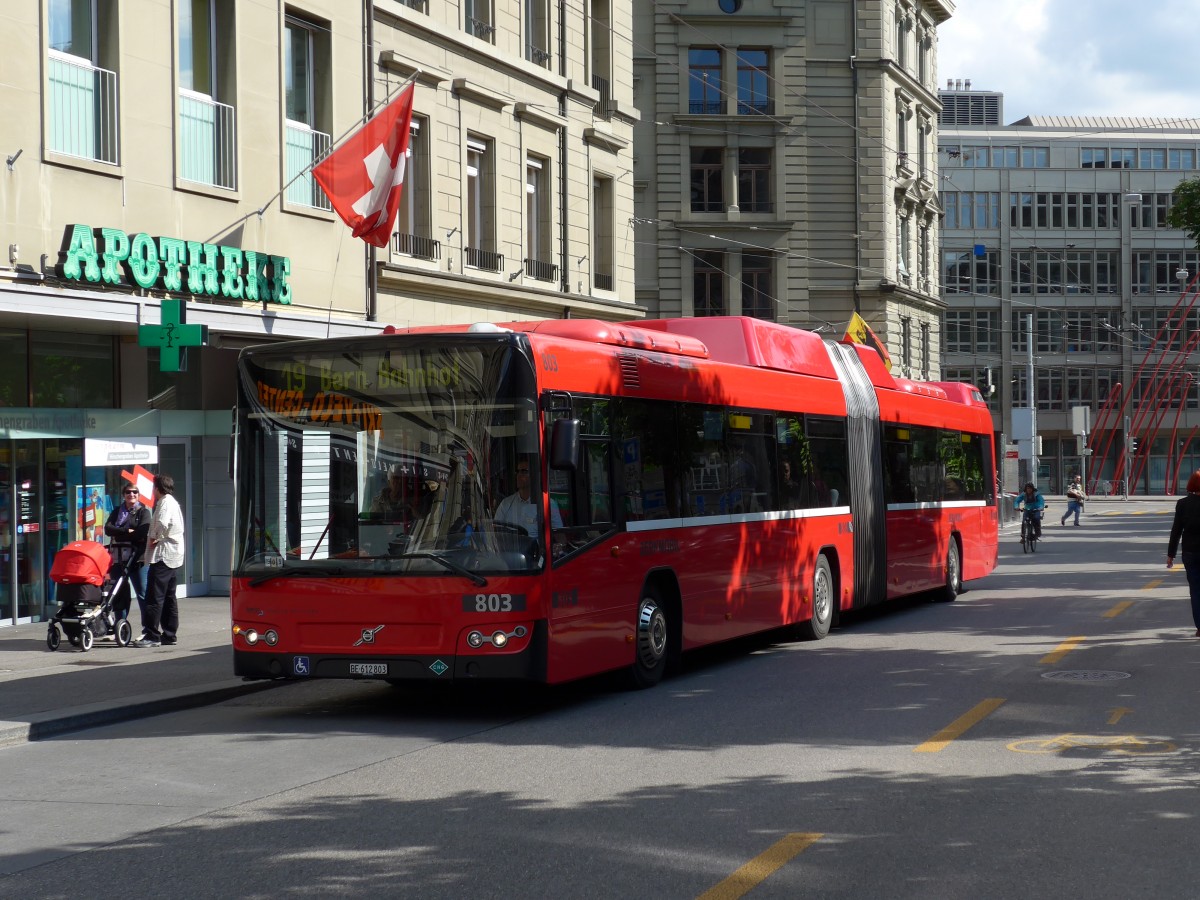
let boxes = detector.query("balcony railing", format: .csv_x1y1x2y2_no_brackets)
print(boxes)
594,272,614,291
179,90,237,189
466,246,504,272
689,100,723,114
285,122,332,210
48,51,119,164
401,0,427,10
525,258,558,282
393,232,442,261
527,44,551,67
737,99,773,115
592,75,614,120
466,16,496,41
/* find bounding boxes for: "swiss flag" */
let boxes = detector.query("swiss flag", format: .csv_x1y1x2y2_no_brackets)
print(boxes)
313,85,416,248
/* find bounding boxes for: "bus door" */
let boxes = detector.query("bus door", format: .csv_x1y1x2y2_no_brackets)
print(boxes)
544,399,633,682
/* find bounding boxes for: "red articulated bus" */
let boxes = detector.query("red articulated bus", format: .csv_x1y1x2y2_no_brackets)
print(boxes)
231,316,998,688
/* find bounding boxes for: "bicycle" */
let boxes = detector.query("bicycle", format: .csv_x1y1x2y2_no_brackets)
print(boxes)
1019,506,1043,553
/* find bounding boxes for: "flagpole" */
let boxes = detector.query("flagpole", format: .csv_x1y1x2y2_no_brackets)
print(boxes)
255,72,421,218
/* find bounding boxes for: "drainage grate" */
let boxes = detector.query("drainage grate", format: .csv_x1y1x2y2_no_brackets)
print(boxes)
1041,670,1131,682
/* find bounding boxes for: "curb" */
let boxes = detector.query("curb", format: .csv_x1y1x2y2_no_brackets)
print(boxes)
0,679,282,748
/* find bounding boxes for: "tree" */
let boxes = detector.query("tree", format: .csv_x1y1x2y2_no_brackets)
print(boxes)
1166,177,1200,246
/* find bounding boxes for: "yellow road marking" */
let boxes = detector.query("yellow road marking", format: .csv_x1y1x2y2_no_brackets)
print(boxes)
1040,636,1085,665
1008,733,1176,755
698,833,823,900
1108,707,1132,725
1103,601,1133,618
914,698,1006,753
1142,579,1163,590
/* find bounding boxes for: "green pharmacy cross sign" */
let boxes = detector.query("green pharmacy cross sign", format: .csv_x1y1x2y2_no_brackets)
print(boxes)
139,298,208,373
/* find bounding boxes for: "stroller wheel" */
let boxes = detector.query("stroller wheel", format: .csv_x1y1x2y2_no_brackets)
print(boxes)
115,618,133,647
80,628,94,652
47,626,61,652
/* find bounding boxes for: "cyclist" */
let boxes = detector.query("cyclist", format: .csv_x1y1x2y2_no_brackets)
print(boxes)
1014,482,1046,542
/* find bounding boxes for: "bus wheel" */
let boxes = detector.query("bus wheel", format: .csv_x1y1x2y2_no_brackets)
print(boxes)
796,555,833,641
630,587,669,689
937,540,961,603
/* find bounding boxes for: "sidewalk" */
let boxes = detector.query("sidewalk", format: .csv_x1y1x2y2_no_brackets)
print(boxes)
0,596,276,748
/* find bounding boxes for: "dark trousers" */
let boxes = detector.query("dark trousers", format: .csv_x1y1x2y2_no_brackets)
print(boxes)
1181,552,1200,630
142,561,180,642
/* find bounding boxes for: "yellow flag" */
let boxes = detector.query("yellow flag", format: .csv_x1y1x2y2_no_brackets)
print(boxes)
842,312,893,371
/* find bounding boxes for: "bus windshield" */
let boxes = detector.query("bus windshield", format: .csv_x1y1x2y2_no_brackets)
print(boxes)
234,335,545,579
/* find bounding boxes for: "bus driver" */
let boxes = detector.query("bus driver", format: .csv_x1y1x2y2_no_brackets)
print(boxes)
494,458,562,534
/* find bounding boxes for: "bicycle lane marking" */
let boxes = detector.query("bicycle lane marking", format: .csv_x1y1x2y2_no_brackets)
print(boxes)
696,833,823,900
913,698,1006,753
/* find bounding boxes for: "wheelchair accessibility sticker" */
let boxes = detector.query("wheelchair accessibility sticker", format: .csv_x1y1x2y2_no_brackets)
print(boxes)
293,656,311,676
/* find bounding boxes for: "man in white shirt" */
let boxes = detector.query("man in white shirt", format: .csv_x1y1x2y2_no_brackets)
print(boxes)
132,473,186,648
493,459,562,535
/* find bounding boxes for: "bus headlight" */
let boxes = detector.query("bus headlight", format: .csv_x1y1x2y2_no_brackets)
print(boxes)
264,630,279,646
491,630,508,648
467,631,485,648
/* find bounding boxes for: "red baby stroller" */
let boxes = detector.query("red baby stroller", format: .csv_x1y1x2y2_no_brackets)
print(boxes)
47,540,137,651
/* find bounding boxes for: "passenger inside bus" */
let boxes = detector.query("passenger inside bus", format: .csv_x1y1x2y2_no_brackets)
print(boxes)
371,465,420,527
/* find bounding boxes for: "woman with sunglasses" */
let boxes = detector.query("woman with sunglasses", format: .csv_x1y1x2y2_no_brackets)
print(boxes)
103,483,152,618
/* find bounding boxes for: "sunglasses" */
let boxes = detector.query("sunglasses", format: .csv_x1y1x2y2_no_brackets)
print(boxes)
124,490,139,496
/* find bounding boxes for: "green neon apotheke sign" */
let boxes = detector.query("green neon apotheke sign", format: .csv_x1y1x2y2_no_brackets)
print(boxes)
58,224,292,305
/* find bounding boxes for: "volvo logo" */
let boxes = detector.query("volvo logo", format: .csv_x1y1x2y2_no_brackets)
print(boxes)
353,625,385,647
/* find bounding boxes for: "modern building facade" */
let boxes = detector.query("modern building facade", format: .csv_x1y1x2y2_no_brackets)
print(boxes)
0,0,636,627
631,0,951,378
938,88,1200,494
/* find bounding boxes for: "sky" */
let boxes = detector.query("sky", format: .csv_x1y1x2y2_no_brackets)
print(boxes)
937,0,1200,123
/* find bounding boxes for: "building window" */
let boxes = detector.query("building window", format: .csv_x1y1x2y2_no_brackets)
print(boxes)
895,9,908,69
690,147,724,212
920,322,930,379
736,49,770,114
688,48,722,114
1022,146,1050,167
178,0,237,189
591,0,612,119
466,136,500,271
901,316,912,372
918,223,930,287
737,148,771,212
394,118,438,260
465,0,496,42
741,252,773,320
524,0,551,66
33,331,116,408
897,215,911,284
47,0,119,164
593,174,614,291
693,251,726,316
525,156,555,281
284,14,331,210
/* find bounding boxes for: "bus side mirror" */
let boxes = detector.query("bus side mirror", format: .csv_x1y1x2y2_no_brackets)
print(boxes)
550,418,581,470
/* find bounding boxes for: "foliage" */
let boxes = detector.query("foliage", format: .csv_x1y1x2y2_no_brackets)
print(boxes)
1166,178,1200,247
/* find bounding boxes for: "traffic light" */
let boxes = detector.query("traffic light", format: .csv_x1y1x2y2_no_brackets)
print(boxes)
1130,436,1138,454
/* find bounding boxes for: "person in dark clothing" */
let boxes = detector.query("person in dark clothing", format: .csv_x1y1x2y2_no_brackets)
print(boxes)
103,482,152,619
1166,469,1200,637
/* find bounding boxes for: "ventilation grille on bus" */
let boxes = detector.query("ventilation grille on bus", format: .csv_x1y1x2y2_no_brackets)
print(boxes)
619,354,640,389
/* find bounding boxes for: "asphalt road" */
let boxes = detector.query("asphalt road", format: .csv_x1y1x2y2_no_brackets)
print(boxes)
1,500,1197,898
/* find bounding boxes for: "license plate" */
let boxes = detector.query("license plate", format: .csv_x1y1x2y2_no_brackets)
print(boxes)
349,663,388,676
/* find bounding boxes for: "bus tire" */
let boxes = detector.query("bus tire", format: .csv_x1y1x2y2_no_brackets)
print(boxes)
796,554,833,641
629,586,670,689
936,539,961,603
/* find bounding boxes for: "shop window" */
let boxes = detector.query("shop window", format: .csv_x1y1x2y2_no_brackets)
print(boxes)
31,331,115,408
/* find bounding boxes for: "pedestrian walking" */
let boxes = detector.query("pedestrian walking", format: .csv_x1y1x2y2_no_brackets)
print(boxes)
1166,469,1200,638
132,473,185,648
1061,475,1086,526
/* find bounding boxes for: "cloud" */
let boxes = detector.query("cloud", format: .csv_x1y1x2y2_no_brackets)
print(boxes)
939,0,1200,121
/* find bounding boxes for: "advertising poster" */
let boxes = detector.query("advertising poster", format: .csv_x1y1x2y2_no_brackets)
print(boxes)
76,483,108,542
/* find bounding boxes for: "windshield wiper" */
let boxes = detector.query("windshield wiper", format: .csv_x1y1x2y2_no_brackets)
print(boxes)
392,551,488,586
248,564,346,587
